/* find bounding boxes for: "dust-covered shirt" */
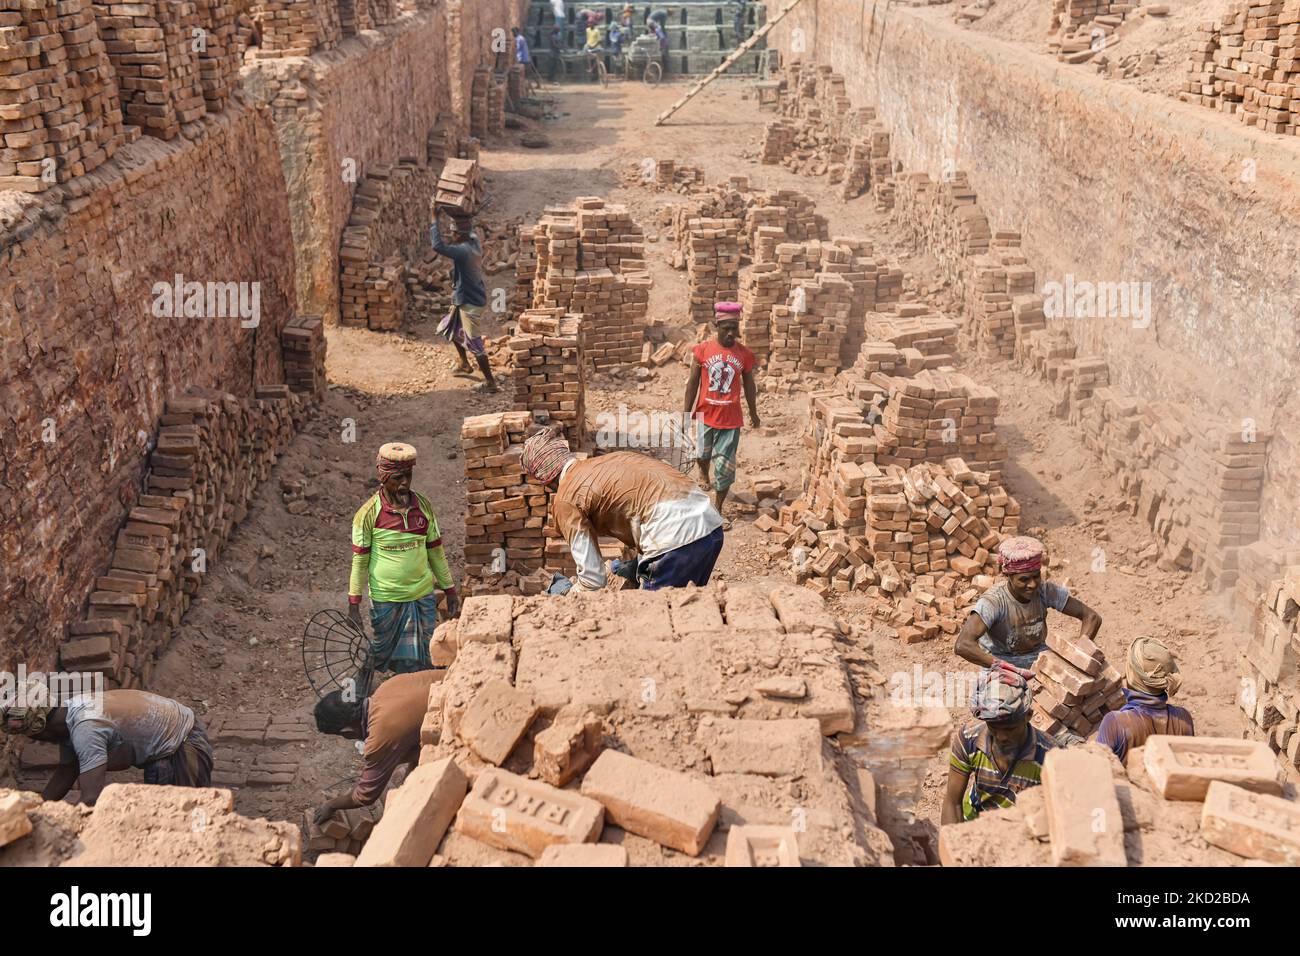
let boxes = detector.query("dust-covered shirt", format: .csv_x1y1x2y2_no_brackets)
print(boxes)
352,671,437,805
972,580,1070,657
553,452,723,590
62,691,195,773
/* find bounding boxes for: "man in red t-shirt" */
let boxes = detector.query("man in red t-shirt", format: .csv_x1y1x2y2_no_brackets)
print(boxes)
683,301,760,527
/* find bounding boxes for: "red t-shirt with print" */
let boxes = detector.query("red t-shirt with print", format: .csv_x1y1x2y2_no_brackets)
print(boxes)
691,339,755,430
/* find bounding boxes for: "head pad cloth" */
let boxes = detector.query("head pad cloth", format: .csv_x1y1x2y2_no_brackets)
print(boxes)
1125,637,1183,697
521,427,574,484
998,535,1044,574
969,667,1032,723
377,442,417,481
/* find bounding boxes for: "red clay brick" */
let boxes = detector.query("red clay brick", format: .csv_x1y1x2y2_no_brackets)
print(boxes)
580,750,720,856
456,768,604,859
1143,735,1281,801
355,757,467,867
1042,748,1126,867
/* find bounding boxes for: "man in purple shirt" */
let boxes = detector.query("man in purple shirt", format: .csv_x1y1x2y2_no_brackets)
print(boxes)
1095,637,1194,761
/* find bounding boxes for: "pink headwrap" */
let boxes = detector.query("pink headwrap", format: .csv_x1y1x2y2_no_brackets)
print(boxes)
998,536,1044,574
521,427,573,484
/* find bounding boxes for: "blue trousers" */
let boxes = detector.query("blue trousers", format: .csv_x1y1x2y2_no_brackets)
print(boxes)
638,526,724,591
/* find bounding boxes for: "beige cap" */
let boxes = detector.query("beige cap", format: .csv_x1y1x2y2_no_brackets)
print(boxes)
377,442,417,463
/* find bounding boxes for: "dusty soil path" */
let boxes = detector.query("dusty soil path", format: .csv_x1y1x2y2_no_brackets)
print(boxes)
122,79,1245,858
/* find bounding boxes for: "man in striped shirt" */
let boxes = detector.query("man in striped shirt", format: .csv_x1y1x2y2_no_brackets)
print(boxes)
943,668,1056,823
348,442,459,673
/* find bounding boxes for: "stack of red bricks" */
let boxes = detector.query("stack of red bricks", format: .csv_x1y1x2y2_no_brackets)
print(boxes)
248,0,341,58
281,314,327,400
57,383,316,689
739,260,785,363
527,198,650,370
0,0,128,192
1234,541,1300,616
760,119,798,164
507,309,587,449
192,0,240,111
1030,631,1125,740
460,411,555,594
339,160,438,330
768,273,853,377
871,369,1006,481
487,72,506,137
894,170,991,293
863,306,960,369
426,113,457,168
303,804,382,855
337,0,371,35
964,233,1039,360
435,157,483,215
470,65,491,139
686,217,741,322
1238,566,1300,771
1179,0,1300,135
1048,0,1130,64
93,0,208,140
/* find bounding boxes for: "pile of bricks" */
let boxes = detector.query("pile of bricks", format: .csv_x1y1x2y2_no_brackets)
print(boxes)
460,411,554,591
248,0,341,59
873,368,1006,480
1238,566,1300,772
57,380,319,689
193,0,240,111
1030,631,1125,740
435,157,483,215
894,170,991,294
760,120,797,163
1234,541,1300,617
686,218,741,322
0,0,128,192
1048,0,1131,64
470,65,491,139
1179,0,1300,135
303,804,383,855
92,0,209,140
507,309,587,448
338,0,371,35
965,234,1040,360
487,72,506,137
280,314,327,400
339,160,438,330
525,198,651,370
738,261,784,362
768,273,853,377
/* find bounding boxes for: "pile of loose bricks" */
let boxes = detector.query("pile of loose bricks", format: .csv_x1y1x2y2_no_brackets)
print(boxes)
939,734,1299,866
1048,0,1135,63
339,160,439,330
330,585,892,867
1182,0,1300,135
1238,566,1300,774
522,197,651,371
57,343,325,690
248,0,343,59
507,309,588,448
0,0,247,192
469,65,506,140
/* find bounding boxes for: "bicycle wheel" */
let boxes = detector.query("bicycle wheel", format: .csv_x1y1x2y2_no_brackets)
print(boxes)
644,60,662,86
597,58,609,88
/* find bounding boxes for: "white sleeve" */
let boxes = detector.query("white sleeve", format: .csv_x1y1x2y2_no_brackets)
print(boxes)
569,521,607,591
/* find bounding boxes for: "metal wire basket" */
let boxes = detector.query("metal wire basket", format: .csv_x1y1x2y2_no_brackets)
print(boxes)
302,609,371,700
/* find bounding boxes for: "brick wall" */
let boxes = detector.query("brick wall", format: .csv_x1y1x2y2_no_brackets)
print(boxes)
0,103,297,673
763,1,1300,548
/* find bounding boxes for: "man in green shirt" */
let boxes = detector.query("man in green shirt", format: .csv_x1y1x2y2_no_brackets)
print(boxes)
349,442,459,673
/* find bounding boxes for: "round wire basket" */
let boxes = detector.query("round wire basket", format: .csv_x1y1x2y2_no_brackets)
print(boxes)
302,609,371,700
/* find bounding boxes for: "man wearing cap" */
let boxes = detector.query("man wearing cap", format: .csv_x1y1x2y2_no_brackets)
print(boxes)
349,442,459,673
431,206,498,393
520,426,725,591
683,301,759,529
942,667,1056,824
954,535,1102,676
1,679,213,806
1095,637,1195,761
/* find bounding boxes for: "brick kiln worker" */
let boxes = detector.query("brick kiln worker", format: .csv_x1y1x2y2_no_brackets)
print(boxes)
1,681,213,806
311,669,436,826
348,442,460,673
683,301,760,530
521,426,725,591
954,535,1102,676
943,667,1055,824
431,206,498,393
1094,637,1194,762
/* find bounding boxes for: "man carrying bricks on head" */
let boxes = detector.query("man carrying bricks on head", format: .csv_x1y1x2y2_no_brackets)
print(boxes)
954,535,1102,676
1,679,213,806
1095,637,1195,762
349,442,460,673
431,206,498,393
311,668,435,826
942,668,1055,824
520,426,725,591
683,301,760,530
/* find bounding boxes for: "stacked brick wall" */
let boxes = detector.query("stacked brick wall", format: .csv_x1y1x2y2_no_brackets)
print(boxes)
507,308,587,448
0,104,297,675
1238,568,1300,775
248,0,341,58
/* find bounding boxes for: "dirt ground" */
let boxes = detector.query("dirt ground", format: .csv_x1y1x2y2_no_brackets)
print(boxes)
118,78,1251,860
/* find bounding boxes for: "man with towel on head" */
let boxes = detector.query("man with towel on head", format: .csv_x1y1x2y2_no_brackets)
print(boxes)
1095,637,1195,761
348,442,459,673
519,426,725,591
942,667,1056,824
954,535,1103,677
